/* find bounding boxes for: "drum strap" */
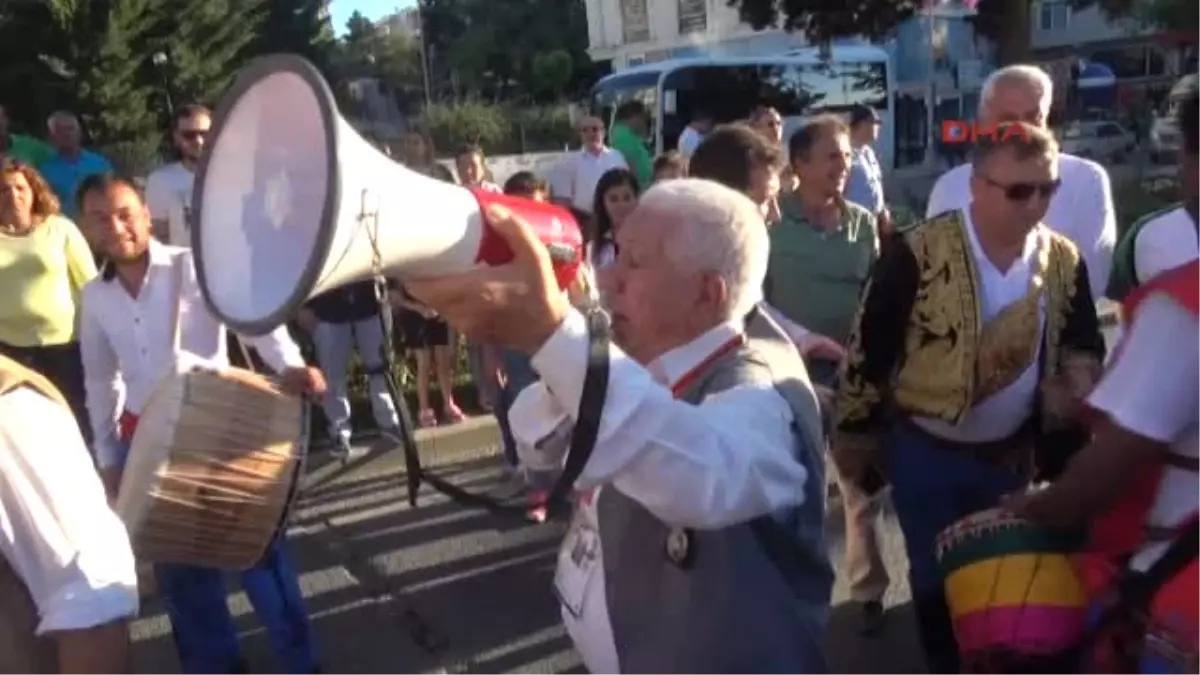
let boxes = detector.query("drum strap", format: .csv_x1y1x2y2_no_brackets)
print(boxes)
373,284,611,522
1080,517,1199,659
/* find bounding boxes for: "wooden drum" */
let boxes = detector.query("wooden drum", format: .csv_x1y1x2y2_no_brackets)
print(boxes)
936,507,1090,672
115,362,308,571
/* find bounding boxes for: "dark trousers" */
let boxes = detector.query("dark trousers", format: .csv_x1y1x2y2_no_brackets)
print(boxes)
0,340,91,446
885,422,1025,673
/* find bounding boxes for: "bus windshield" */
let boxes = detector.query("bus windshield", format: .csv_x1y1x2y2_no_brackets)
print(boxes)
659,60,888,153
590,69,660,145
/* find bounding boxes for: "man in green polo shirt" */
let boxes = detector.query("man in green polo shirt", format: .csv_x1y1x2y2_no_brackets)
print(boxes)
0,105,52,166
609,100,653,189
767,113,886,633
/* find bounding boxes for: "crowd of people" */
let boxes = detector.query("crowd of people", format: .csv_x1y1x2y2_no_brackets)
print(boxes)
0,59,1196,675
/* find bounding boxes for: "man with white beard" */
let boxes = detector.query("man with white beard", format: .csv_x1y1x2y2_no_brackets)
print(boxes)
408,179,833,673
927,64,1116,294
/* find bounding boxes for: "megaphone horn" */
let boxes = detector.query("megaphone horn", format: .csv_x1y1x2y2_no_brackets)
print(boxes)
191,53,584,336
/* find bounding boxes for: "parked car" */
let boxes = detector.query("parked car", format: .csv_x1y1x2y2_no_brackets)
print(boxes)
1059,120,1136,163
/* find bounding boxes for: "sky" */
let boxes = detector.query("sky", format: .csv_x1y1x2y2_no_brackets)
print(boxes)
330,0,415,35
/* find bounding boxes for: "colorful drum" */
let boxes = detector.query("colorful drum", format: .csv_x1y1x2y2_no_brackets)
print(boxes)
936,507,1089,671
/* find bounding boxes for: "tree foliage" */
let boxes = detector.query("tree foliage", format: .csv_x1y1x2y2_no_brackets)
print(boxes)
419,0,593,103
726,0,1166,66
0,0,336,173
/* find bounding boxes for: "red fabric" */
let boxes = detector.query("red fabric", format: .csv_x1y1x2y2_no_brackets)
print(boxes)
1082,260,1199,591
118,410,140,444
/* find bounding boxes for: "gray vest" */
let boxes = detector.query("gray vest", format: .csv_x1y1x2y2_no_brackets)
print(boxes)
596,310,834,673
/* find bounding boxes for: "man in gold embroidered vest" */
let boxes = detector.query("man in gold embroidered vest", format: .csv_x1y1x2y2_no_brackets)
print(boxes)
0,354,138,673
833,122,1105,673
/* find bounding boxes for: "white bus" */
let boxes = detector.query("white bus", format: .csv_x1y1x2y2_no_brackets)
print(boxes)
589,46,897,169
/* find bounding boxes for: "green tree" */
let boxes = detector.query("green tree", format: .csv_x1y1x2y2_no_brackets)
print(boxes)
420,0,590,102
725,0,1164,67
145,0,267,107
531,49,574,100
252,0,337,78
0,0,162,171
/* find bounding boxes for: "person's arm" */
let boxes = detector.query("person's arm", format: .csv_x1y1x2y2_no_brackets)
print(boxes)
1011,294,1197,525
62,219,97,307
78,294,124,471
0,389,138,673
1082,162,1117,297
509,309,807,529
243,324,307,375
143,171,171,242
833,233,919,481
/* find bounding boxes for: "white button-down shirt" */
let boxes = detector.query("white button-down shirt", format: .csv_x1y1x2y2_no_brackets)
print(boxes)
1088,294,1198,572
926,153,1116,296
912,207,1044,443
80,241,305,468
144,161,194,247
0,387,139,633
551,148,628,212
510,312,806,673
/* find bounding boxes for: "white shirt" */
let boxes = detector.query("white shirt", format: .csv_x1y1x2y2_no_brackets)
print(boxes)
1088,294,1198,572
913,208,1043,442
80,242,306,468
926,153,1116,296
553,148,628,212
1135,206,1199,283
144,161,195,247
510,312,806,672
677,126,704,157
0,387,139,633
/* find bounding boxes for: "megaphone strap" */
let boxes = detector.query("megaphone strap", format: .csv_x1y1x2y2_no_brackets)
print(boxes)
373,302,610,523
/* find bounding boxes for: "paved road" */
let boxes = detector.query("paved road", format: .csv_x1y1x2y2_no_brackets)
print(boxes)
130,325,1120,673
128,417,923,674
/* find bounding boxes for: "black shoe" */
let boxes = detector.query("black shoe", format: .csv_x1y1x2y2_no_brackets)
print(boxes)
858,599,885,637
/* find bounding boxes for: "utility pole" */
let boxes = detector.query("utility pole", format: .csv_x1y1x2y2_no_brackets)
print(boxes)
416,2,433,109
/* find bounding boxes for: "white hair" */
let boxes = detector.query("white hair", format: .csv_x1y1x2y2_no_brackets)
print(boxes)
637,178,769,321
979,64,1054,118
46,110,79,131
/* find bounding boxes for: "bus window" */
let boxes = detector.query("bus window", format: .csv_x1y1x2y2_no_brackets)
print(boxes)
590,70,660,146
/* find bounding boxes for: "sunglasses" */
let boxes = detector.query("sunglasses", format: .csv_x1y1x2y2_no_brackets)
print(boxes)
980,175,1060,202
581,126,603,132
179,129,208,141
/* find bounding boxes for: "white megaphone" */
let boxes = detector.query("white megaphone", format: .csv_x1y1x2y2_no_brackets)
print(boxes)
191,54,584,336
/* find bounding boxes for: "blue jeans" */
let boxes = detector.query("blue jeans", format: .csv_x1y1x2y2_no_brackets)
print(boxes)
495,348,539,466
119,439,319,673
883,422,1025,596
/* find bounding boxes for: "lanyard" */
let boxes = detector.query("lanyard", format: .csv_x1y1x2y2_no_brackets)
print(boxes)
669,334,747,398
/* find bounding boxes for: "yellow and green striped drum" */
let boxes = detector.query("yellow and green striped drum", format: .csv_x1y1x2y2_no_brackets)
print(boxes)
935,507,1089,671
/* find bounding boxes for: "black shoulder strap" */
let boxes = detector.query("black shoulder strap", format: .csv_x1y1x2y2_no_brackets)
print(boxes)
1118,520,1198,612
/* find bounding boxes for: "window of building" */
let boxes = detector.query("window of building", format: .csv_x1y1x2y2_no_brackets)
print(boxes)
678,0,707,35
621,0,650,44
1037,0,1070,31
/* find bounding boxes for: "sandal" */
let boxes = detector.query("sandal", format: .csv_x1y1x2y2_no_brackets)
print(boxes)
418,408,437,427
443,402,468,423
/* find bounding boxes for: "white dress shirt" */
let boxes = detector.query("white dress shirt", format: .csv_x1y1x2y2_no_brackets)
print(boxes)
510,312,806,672
0,387,139,633
926,153,1116,296
144,161,195,247
80,241,306,468
1088,294,1198,572
1134,206,1199,283
913,208,1044,443
552,148,628,212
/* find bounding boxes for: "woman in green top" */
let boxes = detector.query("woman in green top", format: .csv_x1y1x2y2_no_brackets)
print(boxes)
0,158,97,442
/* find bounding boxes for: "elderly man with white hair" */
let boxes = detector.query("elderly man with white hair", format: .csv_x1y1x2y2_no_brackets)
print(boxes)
37,111,113,222
927,64,1116,294
408,178,832,673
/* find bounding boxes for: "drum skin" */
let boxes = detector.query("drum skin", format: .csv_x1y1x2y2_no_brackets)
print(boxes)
936,507,1089,669
115,362,307,571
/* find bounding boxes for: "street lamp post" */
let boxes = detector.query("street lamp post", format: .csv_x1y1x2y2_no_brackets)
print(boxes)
152,51,174,116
